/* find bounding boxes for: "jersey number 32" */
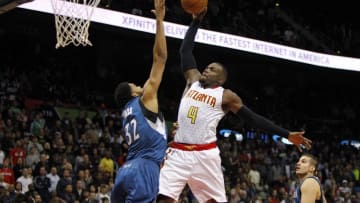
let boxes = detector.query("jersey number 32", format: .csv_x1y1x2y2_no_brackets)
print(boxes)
124,119,140,145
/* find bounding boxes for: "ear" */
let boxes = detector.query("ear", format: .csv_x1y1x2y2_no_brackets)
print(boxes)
310,165,316,173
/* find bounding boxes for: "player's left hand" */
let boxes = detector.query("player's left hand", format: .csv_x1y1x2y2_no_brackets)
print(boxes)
192,8,207,21
171,122,179,137
288,131,312,152
151,0,165,20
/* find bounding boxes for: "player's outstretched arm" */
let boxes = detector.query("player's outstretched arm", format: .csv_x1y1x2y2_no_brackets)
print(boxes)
142,0,167,113
223,89,312,151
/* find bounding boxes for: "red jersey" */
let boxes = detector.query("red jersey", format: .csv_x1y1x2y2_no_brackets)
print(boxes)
0,168,15,184
9,147,26,165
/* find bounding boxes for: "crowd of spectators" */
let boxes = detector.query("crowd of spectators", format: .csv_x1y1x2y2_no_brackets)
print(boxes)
0,69,123,202
1,1,360,202
0,53,359,203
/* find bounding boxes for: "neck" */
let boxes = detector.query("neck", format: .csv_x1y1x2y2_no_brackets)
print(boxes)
201,83,220,89
298,173,314,182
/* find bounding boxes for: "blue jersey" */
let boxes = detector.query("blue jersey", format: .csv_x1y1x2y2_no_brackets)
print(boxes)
121,97,167,166
111,97,168,203
294,176,324,203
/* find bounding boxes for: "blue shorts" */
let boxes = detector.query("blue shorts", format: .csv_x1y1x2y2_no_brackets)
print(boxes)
111,158,160,203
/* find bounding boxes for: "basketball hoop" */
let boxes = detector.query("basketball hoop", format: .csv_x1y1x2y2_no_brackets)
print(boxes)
51,0,101,48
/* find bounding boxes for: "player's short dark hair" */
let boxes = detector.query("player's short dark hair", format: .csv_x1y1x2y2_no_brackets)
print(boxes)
114,82,132,108
302,153,318,174
302,153,318,166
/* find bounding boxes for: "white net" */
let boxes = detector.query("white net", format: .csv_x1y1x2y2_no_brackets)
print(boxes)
51,0,101,48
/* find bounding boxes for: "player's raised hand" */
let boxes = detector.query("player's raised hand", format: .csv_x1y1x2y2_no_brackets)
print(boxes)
151,0,165,20
192,8,207,21
288,131,312,152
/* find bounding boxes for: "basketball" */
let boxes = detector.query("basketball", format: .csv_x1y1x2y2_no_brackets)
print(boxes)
181,0,208,14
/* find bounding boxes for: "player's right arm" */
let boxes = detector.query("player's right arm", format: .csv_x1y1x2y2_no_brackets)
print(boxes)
179,10,207,94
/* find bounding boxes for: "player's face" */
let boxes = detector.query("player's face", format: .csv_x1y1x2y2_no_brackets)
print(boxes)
295,156,314,176
129,83,143,96
199,63,224,87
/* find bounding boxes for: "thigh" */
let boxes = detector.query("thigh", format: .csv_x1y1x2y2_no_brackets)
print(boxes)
159,148,193,201
188,148,227,203
112,159,159,203
111,165,134,203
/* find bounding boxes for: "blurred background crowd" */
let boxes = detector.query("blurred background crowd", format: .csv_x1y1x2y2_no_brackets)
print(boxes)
0,55,359,203
1,0,360,202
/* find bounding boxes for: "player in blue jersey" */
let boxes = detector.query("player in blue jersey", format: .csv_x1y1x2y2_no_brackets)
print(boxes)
294,153,327,203
111,0,167,202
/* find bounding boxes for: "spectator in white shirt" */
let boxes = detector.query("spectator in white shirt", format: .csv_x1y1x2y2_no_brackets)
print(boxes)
16,167,33,193
46,166,60,193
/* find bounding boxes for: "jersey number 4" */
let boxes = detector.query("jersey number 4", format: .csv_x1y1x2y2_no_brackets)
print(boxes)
124,119,140,145
187,106,199,124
